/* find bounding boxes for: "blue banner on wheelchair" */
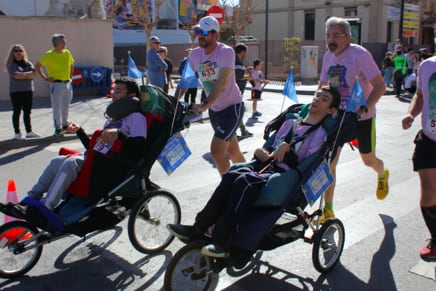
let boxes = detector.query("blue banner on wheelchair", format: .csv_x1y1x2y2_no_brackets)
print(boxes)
158,133,191,175
302,161,334,206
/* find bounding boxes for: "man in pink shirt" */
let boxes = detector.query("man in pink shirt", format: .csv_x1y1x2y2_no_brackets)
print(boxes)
189,16,246,175
318,17,388,223
402,55,436,259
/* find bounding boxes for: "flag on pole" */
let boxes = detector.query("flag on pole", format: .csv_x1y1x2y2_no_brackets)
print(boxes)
346,78,367,112
282,69,298,103
179,61,199,89
128,55,147,79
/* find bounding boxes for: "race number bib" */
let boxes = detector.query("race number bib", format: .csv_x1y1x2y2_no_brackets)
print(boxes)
93,141,113,154
198,61,220,96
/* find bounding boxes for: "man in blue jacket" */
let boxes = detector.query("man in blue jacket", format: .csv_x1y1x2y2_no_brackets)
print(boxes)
146,36,168,89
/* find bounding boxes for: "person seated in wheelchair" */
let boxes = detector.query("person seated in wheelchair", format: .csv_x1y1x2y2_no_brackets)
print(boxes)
1,77,147,219
168,85,340,267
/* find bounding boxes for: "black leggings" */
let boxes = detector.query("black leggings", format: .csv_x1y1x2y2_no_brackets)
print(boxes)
10,91,33,133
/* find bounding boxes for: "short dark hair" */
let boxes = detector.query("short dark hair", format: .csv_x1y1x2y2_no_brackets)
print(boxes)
51,34,65,47
253,59,261,67
234,43,247,54
115,77,140,96
321,86,341,109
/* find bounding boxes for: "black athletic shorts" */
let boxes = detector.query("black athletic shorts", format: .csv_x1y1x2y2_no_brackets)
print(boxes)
413,130,436,171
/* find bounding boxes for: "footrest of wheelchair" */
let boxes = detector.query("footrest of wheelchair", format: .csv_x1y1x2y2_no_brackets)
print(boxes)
21,197,64,231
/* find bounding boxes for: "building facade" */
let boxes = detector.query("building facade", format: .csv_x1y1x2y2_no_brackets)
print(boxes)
243,0,435,79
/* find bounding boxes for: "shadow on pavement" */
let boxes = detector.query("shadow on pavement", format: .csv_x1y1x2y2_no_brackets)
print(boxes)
222,214,397,290
0,226,172,290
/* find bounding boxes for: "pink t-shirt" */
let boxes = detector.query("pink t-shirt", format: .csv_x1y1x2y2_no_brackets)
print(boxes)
417,55,436,142
189,42,242,111
251,69,263,91
320,44,381,120
273,119,327,171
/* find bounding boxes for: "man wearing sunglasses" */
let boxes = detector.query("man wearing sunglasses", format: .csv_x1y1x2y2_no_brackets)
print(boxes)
188,16,246,176
146,35,168,90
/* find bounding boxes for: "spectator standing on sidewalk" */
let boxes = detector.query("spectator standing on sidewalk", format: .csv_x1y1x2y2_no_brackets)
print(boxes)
158,46,173,94
4,44,39,140
189,16,246,175
382,51,394,88
318,16,388,223
35,34,74,136
393,50,407,98
401,55,436,259
146,36,168,90
178,49,198,104
234,43,253,138
250,59,269,119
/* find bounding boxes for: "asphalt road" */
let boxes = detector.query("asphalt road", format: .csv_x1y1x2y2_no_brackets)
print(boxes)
0,90,434,290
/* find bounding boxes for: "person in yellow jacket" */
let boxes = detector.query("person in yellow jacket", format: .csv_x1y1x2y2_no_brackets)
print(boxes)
35,34,75,136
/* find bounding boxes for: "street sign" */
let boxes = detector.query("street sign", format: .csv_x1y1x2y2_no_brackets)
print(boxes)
90,66,104,83
207,5,224,24
71,68,83,85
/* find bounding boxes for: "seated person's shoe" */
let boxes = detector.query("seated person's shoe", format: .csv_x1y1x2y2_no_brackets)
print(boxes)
376,168,389,200
229,247,253,269
420,240,436,260
0,202,27,220
312,207,335,225
167,224,203,241
201,243,227,258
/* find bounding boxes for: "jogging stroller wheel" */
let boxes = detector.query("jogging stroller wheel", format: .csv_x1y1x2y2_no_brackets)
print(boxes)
0,221,43,278
164,242,219,291
127,190,181,254
312,218,345,273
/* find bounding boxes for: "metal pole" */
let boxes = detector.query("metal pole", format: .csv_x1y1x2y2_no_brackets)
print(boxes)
264,0,269,78
399,0,405,41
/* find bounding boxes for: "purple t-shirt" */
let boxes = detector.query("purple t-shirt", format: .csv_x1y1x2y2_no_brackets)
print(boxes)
320,44,381,120
189,42,242,111
273,119,327,171
417,55,436,142
103,112,147,138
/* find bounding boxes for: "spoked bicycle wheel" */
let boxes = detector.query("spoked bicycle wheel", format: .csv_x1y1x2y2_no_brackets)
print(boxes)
164,242,219,291
128,190,181,254
312,218,345,273
0,220,43,278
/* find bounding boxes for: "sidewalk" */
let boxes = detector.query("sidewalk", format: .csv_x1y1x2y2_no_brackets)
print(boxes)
0,81,319,151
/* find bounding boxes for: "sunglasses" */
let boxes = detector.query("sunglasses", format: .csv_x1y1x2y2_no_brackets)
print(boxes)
14,49,23,53
157,50,164,53
194,28,214,36
152,41,160,45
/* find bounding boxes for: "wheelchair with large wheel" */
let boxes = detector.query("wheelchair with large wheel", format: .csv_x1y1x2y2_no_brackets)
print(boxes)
164,104,356,290
0,86,193,279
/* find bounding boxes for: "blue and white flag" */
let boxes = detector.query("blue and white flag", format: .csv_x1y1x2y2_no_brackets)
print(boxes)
128,55,147,79
179,62,199,89
346,78,367,112
282,69,298,103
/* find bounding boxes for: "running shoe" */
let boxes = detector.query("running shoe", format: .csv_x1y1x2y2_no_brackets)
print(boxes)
420,240,436,260
312,207,335,225
25,132,40,138
13,133,24,140
376,168,389,200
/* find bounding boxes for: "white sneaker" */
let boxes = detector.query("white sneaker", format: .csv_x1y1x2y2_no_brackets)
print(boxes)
13,133,25,140
25,132,40,138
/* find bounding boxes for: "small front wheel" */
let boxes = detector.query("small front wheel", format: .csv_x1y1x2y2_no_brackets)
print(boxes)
127,190,181,254
312,218,345,273
0,220,43,278
164,242,219,291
